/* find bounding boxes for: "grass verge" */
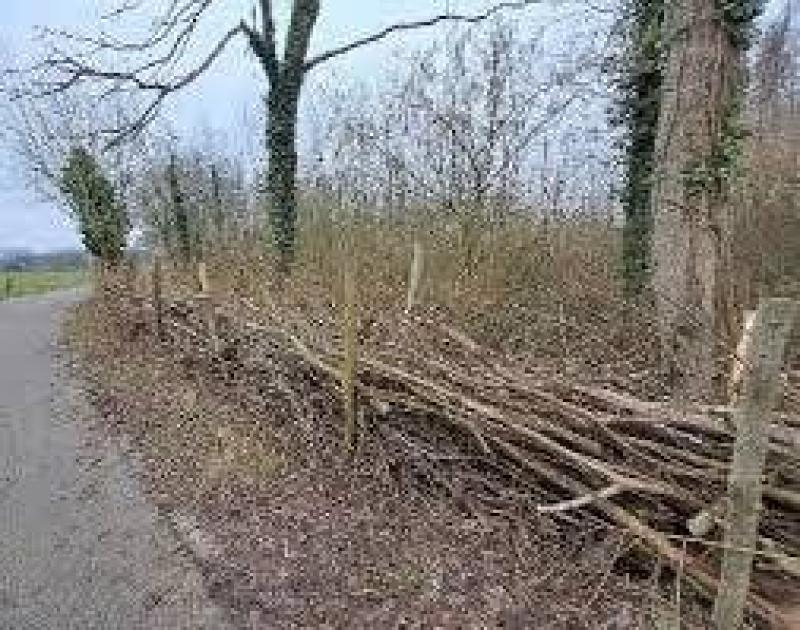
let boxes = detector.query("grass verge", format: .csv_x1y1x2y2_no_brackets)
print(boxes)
1,269,87,300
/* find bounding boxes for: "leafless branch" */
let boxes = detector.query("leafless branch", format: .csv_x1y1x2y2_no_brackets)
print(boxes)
18,0,285,150
116,24,241,147
257,0,280,81
36,0,212,55
304,0,545,71
61,22,244,149
285,0,320,72
0,58,146,210
100,0,146,21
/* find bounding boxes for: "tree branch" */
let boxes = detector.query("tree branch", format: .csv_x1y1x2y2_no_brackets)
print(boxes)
242,22,279,84
303,0,543,72
89,23,244,149
285,0,320,77
99,0,146,22
36,0,212,55
260,0,280,79
8,1,251,152
40,57,170,94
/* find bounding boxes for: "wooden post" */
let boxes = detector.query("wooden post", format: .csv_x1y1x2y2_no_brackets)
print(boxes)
197,261,209,296
406,238,424,312
153,255,163,340
727,309,757,403
196,261,219,354
713,298,798,630
123,257,136,304
342,259,358,452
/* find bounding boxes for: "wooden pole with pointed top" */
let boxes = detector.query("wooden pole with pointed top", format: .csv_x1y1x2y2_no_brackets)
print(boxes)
152,254,163,340
342,255,358,453
713,298,798,630
406,238,424,312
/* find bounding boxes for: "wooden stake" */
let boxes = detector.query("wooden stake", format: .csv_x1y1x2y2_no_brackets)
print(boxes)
728,309,757,402
197,261,209,296
406,238,424,312
196,261,218,352
153,255,163,340
713,298,798,630
342,258,358,452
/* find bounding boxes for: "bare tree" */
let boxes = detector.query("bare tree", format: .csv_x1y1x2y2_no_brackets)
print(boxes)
304,18,604,235
733,5,800,306
3,0,570,268
0,61,146,254
0,69,141,203
128,133,251,259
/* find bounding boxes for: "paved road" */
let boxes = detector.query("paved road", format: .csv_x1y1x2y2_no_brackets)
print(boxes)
0,290,231,629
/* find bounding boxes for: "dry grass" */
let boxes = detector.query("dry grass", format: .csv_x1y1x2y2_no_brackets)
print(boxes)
190,211,660,392
66,297,283,499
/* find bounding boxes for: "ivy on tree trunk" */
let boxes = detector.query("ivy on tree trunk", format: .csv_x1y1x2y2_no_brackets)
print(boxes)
267,78,303,267
616,0,666,299
650,0,765,401
168,153,192,264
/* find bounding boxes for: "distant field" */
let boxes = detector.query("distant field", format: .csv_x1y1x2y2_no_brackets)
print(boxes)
0,270,87,300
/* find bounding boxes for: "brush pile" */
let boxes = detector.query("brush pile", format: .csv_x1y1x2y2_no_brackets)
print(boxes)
128,286,800,624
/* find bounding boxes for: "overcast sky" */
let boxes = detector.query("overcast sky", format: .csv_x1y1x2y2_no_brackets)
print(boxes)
0,0,617,251
2,0,784,252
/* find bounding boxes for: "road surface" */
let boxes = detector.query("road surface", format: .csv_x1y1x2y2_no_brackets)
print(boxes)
0,290,231,629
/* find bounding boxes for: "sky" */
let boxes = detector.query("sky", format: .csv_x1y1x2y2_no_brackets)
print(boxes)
0,0,787,251
0,0,615,252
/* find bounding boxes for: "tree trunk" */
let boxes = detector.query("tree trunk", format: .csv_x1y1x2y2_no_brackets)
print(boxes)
168,153,192,265
620,1,664,300
650,0,740,402
267,79,302,269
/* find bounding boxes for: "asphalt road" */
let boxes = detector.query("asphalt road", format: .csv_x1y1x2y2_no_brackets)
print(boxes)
0,290,231,629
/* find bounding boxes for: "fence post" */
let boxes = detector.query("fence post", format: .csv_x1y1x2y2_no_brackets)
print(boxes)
727,309,757,403
197,261,209,295
406,238,424,312
713,298,798,630
153,255,163,340
342,258,358,452
196,261,219,354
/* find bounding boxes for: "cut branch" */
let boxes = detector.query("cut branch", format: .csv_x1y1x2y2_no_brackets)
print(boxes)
536,483,626,513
